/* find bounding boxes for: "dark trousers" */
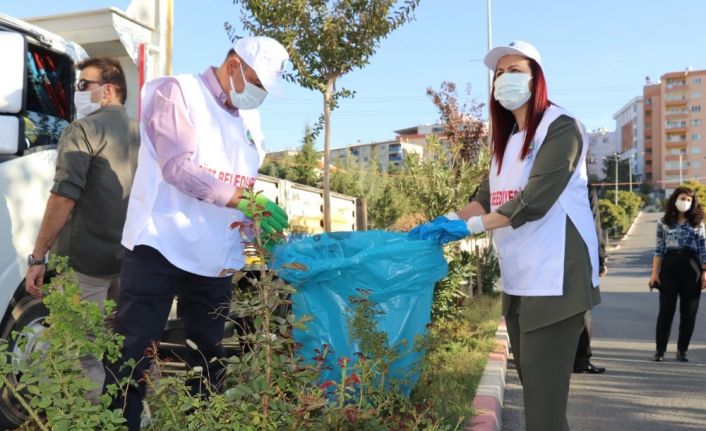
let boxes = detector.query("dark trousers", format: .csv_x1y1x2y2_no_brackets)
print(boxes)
656,250,702,353
573,311,593,368
506,297,585,431
104,245,233,431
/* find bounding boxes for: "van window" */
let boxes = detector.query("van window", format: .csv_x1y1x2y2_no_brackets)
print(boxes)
24,43,73,150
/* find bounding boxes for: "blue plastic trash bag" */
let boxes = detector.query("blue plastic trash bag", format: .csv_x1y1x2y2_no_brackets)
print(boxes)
272,231,448,394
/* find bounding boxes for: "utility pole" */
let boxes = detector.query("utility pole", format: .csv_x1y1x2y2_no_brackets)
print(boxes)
486,0,493,143
679,150,685,184
614,152,619,206
628,153,633,193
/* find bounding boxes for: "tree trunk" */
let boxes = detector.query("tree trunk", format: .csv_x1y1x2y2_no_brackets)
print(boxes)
322,78,334,232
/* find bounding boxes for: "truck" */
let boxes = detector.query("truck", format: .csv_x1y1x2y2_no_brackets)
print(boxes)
0,9,357,428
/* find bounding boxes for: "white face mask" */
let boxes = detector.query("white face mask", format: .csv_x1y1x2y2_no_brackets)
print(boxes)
74,86,104,119
229,63,268,110
494,72,532,111
676,199,692,213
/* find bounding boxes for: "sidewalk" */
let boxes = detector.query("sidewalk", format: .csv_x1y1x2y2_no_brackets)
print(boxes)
501,211,706,430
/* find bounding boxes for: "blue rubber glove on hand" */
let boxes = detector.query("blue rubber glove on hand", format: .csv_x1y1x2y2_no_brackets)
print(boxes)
409,213,487,244
408,215,470,245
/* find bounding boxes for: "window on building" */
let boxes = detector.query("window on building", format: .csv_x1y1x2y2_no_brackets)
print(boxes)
693,92,702,99
693,77,703,85
691,147,702,154
691,160,703,168
692,119,703,127
692,133,702,141
691,105,702,112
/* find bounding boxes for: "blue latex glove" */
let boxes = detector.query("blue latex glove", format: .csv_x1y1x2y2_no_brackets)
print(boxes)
408,216,470,244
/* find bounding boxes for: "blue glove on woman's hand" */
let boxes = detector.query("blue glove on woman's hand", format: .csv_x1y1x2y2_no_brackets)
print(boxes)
408,215,470,244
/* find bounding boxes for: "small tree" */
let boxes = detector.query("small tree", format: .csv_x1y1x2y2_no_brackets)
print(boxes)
605,190,643,221
368,184,401,229
229,0,421,231
598,198,628,236
426,81,486,163
289,125,320,187
401,134,487,220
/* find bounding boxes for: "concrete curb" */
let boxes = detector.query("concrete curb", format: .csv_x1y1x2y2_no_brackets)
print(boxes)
464,318,509,431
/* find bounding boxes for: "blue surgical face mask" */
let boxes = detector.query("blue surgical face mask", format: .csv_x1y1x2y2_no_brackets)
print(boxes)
493,72,532,111
229,63,267,110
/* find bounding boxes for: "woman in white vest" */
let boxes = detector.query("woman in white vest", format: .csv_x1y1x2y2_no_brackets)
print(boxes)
410,41,600,431
105,37,289,431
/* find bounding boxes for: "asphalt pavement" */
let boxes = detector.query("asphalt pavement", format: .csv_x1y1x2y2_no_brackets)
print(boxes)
501,211,706,431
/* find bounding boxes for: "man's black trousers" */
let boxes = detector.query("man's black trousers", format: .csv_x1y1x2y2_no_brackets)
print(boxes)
104,245,233,431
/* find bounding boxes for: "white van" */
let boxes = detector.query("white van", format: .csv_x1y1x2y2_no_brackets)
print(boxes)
0,13,88,427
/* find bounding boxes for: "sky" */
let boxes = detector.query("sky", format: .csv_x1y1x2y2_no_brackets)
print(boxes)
3,0,706,152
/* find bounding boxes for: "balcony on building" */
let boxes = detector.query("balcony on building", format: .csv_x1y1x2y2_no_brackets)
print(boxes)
664,98,687,107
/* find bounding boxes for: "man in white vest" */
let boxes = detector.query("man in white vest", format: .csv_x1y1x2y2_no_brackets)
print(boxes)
105,36,289,430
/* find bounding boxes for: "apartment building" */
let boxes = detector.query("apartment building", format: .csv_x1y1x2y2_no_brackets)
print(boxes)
587,128,617,180
330,124,441,172
613,97,644,183
645,69,706,192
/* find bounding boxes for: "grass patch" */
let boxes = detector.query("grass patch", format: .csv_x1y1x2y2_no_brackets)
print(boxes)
412,294,502,429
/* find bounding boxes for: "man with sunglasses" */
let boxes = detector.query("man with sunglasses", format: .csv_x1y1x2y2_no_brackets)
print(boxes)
26,57,140,403
105,36,290,430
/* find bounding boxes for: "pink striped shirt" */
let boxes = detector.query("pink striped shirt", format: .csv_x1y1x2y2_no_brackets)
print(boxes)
143,67,240,206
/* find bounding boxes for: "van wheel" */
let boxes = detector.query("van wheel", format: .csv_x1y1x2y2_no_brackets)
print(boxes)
0,294,49,429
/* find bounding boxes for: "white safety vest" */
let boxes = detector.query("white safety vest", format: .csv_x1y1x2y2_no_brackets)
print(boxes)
122,74,264,277
489,105,599,296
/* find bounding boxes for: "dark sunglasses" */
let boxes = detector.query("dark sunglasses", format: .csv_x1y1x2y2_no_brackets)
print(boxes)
77,79,105,91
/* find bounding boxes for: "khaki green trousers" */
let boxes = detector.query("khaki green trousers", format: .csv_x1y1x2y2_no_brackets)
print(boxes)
506,299,586,431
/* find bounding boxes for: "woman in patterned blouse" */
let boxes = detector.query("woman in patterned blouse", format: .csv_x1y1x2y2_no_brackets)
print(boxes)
648,186,706,362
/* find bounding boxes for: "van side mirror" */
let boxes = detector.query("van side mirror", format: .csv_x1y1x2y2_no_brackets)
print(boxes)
0,31,26,115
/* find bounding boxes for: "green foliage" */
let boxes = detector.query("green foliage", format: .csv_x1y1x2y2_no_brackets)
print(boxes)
474,245,500,295
682,180,706,204
289,125,321,187
259,157,293,180
401,135,489,220
412,295,501,427
368,184,402,229
432,249,473,321
229,0,421,230
229,1,420,94
604,190,643,220
431,245,500,322
0,256,127,430
0,215,500,430
598,198,629,236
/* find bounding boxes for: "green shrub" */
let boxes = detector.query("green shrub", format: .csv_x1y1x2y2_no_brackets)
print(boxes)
598,198,629,236
604,190,643,220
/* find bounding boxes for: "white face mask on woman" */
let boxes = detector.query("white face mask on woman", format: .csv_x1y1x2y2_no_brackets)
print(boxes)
676,199,692,213
494,72,532,111
74,86,104,119
229,63,268,110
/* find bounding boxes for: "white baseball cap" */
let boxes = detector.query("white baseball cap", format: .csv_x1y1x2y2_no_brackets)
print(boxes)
483,40,542,70
234,36,289,97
